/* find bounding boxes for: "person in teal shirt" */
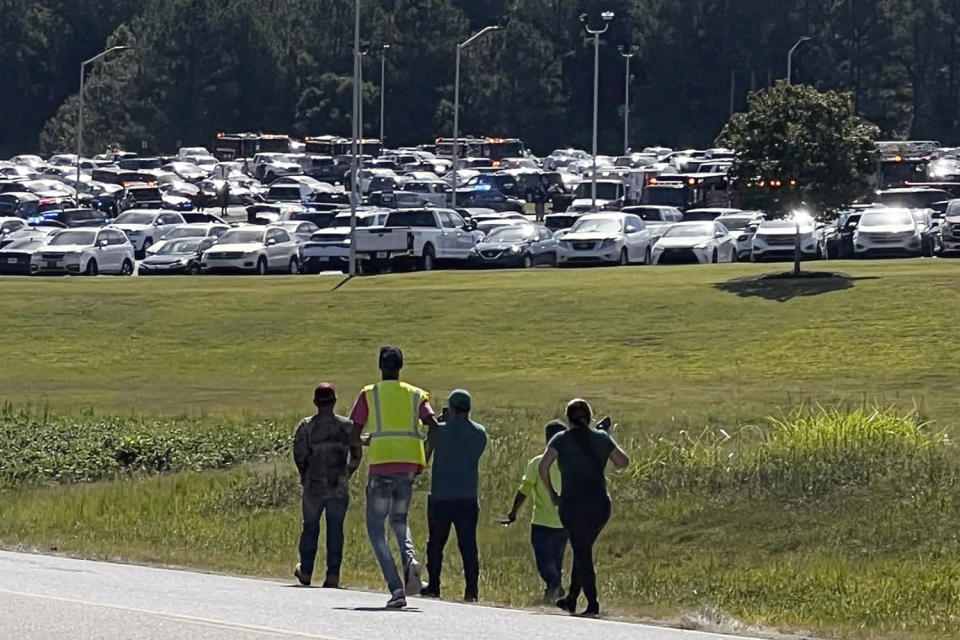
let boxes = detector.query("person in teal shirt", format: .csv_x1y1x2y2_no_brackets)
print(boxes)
422,389,487,601
502,420,569,601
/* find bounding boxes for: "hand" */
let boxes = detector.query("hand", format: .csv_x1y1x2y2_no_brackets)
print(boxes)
499,514,517,527
360,433,371,447
550,492,561,507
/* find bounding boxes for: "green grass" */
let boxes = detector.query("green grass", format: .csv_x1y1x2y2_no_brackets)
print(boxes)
4,260,960,638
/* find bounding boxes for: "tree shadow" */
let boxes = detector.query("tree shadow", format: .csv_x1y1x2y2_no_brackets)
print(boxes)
714,271,878,302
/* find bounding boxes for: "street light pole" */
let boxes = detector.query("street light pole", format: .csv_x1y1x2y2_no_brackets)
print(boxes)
618,44,638,156
358,45,369,157
76,45,130,187
379,45,390,146
581,12,615,210
787,36,811,85
348,0,360,277
452,25,501,208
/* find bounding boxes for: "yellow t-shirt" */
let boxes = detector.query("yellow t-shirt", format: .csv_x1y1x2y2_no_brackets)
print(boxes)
519,454,563,529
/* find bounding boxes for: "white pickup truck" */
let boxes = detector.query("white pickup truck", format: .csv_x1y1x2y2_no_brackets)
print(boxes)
353,208,476,271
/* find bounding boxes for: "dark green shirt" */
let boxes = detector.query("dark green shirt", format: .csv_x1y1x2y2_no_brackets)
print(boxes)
547,427,615,504
430,416,487,500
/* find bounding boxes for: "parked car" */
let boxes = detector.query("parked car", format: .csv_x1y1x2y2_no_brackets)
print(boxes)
139,238,213,275
556,212,653,266
31,227,135,275
401,179,452,207
0,192,40,218
715,211,765,260
145,222,229,255
353,208,476,271
469,224,557,268
683,207,742,221
621,205,683,242
652,221,737,264
201,225,302,274
36,208,110,229
270,220,321,244
0,217,29,239
853,208,922,258
0,237,46,274
250,153,303,182
110,209,186,258
456,187,525,213
939,199,960,254
751,218,823,262
301,210,389,273
119,184,165,211
825,210,864,259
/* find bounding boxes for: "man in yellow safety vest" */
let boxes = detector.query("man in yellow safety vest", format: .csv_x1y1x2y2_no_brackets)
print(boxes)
350,345,440,609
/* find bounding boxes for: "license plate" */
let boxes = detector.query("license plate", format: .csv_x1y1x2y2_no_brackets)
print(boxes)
376,252,388,259
6,258,17,264
46,261,58,269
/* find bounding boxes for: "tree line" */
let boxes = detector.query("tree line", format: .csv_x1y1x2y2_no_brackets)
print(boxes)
2,0,959,157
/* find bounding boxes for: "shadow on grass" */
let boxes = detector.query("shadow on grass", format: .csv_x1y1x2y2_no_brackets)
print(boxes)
714,271,878,302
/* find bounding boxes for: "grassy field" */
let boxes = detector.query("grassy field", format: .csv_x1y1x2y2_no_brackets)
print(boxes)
3,260,960,638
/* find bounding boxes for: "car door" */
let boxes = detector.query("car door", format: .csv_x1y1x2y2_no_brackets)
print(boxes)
624,215,650,261
109,229,131,271
436,212,459,258
715,223,735,261
535,226,557,264
95,230,119,272
264,228,285,269
446,211,475,258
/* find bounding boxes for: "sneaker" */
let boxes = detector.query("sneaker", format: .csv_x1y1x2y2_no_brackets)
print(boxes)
463,591,478,603
386,590,407,609
544,586,565,602
556,595,576,613
578,606,600,618
420,585,441,598
321,573,339,589
293,564,311,587
403,558,423,596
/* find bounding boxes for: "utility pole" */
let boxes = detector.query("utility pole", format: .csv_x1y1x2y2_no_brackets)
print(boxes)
580,11,615,210
618,44,639,156
76,46,130,187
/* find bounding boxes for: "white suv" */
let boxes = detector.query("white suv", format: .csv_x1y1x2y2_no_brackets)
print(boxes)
32,228,135,276
853,208,922,258
111,209,186,258
557,212,653,266
201,225,301,274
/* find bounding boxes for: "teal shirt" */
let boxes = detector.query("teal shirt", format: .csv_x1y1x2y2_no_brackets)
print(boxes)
547,428,615,505
430,417,488,500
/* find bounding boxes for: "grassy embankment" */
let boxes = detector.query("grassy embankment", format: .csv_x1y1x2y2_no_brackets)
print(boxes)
2,260,960,638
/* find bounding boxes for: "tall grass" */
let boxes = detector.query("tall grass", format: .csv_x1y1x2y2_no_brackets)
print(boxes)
630,407,953,500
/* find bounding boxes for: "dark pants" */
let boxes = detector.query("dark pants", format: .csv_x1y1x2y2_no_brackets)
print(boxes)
425,496,480,596
298,493,349,579
531,524,569,591
559,495,611,609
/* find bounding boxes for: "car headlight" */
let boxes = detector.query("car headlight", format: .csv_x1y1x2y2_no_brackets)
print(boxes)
509,245,523,253
599,239,617,249
127,230,142,236
694,242,710,250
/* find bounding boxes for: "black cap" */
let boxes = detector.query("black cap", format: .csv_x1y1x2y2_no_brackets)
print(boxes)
379,345,404,370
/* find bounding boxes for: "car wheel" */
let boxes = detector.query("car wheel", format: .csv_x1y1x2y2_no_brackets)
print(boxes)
84,259,98,276
711,248,718,264
523,254,533,269
644,246,652,265
288,257,300,274
420,245,436,271
619,248,629,266
188,263,201,275
730,248,738,263
256,257,268,275
120,259,134,276
550,252,558,267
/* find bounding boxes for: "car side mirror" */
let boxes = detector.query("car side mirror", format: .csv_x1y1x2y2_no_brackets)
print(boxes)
99,239,109,248
715,231,726,238
625,226,637,234
265,238,277,246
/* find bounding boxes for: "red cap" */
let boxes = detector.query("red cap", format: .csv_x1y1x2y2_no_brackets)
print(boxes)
314,382,336,404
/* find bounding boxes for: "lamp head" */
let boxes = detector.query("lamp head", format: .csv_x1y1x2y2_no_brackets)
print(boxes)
601,11,615,22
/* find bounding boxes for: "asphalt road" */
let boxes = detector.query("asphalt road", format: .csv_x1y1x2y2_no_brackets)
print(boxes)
0,551,754,640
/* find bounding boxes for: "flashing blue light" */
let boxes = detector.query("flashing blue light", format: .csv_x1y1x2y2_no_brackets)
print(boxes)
475,184,492,191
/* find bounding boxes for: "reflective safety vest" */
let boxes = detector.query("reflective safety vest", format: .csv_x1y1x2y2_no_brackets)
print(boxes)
364,380,428,467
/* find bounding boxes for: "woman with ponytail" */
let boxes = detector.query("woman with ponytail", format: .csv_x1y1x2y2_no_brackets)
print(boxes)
538,398,629,617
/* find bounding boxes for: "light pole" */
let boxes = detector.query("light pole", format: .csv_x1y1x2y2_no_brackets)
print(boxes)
76,45,130,187
581,11,615,209
379,45,390,146
358,43,370,157
618,44,638,156
787,36,811,85
348,0,361,277
452,25,501,207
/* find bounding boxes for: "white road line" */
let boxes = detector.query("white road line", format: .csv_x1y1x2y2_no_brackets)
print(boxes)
0,588,340,640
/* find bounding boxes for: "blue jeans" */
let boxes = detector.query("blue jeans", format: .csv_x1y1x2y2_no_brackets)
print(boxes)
365,472,416,593
298,493,349,579
531,524,569,591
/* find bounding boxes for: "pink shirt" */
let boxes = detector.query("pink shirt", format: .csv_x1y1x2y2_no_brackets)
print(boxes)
350,389,434,475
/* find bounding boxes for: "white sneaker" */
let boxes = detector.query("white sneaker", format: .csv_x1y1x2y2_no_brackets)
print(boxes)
404,558,422,597
387,589,407,609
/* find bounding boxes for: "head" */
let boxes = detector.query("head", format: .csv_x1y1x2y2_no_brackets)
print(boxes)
378,345,403,380
565,398,592,429
447,389,471,418
313,382,336,412
544,419,566,444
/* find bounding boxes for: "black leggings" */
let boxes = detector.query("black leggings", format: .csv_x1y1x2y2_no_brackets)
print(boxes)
559,495,611,609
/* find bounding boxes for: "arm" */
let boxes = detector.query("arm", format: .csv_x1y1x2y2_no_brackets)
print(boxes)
501,491,527,525
609,442,630,470
347,424,363,475
293,422,308,483
538,447,560,506
423,414,440,463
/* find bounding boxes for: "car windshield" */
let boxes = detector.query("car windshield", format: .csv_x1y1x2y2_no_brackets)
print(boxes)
157,239,201,255
484,226,536,242
574,182,621,200
631,208,665,221
130,188,161,199
663,223,713,238
49,230,96,246
570,218,621,234
860,210,914,227
878,190,949,209
219,229,264,244
762,219,814,232
717,217,750,230
166,227,206,239
114,212,155,225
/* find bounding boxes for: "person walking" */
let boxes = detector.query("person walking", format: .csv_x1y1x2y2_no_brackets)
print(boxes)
501,420,568,601
421,389,487,602
292,383,362,588
219,181,230,216
350,346,440,609
192,188,205,212
539,399,629,618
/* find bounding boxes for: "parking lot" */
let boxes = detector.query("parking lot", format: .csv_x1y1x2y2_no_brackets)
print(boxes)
3,135,959,278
